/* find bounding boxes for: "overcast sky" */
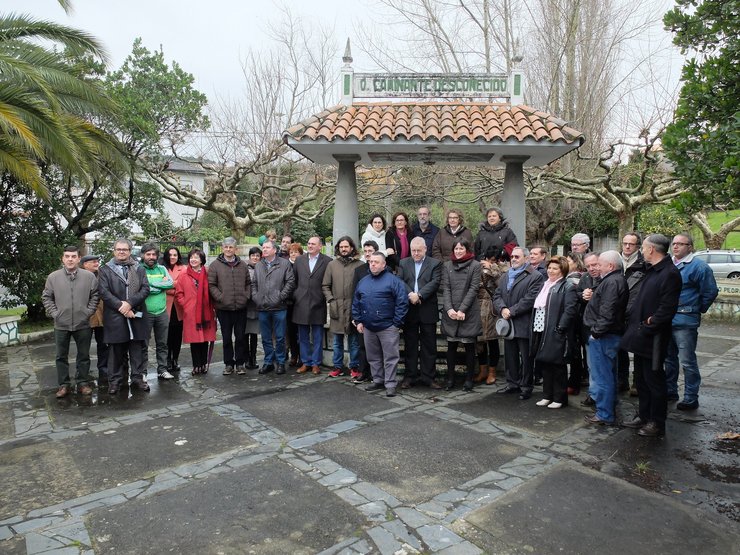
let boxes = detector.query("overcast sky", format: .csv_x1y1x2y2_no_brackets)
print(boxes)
21,0,365,102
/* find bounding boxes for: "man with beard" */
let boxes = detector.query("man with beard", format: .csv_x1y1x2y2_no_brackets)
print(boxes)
323,236,364,378
140,244,175,380
98,238,150,395
411,206,439,253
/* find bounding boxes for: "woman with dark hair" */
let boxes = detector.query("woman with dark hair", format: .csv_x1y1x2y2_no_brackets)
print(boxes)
474,245,509,385
163,247,186,372
441,239,482,391
474,207,518,260
385,211,411,270
531,256,579,409
360,213,387,260
175,248,216,375
286,242,303,367
432,208,474,261
245,246,262,369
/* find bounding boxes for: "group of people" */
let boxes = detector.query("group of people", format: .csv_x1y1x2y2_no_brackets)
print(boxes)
42,208,719,438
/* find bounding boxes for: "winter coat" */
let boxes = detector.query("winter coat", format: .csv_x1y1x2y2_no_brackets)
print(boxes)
385,227,411,270
246,262,259,320
175,269,217,344
492,265,544,339
411,222,440,253
360,225,387,259
672,253,718,328
323,255,364,333
473,220,518,259
42,268,98,331
582,270,628,337
292,252,331,325
165,264,187,316
431,225,474,261
208,254,251,311
441,258,482,339
98,261,150,343
251,256,296,311
620,255,681,359
478,262,507,340
398,255,442,324
352,268,408,332
624,253,647,318
532,279,579,364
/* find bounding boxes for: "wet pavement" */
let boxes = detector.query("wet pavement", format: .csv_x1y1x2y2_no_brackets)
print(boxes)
0,322,738,554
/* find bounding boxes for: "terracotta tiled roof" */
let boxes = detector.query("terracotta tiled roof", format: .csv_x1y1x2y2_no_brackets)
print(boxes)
284,103,583,145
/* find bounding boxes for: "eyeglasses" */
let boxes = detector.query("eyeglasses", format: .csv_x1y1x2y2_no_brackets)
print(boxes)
571,242,585,247
114,248,130,252
672,242,690,247
622,242,638,247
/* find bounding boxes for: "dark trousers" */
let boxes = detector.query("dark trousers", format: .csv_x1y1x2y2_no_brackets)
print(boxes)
541,361,568,404
634,354,668,429
617,349,632,388
403,321,437,384
190,342,209,367
92,326,108,380
54,328,92,386
286,306,300,362
217,309,247,366
110,340,146,387
167,305,183,364
568,329,588,388
446,341,476,384
478,339,500,366
504,337,534,393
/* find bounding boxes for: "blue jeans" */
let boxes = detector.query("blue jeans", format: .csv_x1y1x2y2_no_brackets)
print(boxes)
299,324,324,366
664,327,700,403
332,332,360,368
587,334,621,423
258,310,287,365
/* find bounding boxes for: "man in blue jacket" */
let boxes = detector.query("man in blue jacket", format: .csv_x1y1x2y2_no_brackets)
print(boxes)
664,234,718,410
352,252,408,397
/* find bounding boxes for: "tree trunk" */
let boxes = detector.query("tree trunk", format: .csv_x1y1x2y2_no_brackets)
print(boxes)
691,212,740,249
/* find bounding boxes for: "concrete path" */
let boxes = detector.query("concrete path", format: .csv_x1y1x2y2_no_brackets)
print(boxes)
1,322,738,554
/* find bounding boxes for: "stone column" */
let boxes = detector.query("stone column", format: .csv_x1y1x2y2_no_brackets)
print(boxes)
333,154,361,245
500,156,529,246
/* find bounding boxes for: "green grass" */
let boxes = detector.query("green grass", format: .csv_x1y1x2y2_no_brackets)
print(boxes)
693,210,740,250
0,307,25,317
0,307,53,334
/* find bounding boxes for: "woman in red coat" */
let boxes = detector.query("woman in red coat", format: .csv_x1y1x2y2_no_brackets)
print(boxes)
175,248,217,374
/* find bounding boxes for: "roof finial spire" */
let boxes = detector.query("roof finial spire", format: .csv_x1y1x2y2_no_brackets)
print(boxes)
343,38,353,66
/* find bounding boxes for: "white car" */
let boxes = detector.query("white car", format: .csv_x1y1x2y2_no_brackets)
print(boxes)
692,250,740,279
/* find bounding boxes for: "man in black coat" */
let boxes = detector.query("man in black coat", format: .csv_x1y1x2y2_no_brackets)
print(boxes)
618,232,647,393
492,247,544,400
620,234,681,437
98,238,151,395
398,237,442,389
582,251,628,426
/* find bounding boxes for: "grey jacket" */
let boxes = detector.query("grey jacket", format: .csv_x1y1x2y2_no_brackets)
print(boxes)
42,268,99,331
251,256,296,311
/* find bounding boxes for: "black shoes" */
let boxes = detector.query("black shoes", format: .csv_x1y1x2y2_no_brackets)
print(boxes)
676,400,699,411
365,382,385,392
496,385,520,394
386,388,396,397
130,379,150,392
533,377,543,386
258,364,274,375
518,391,531,400
667,393,680,402
463,380,474,392
276,364,286,375
580,396,596,407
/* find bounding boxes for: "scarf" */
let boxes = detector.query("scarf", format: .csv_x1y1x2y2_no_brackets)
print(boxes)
622,251,639,271
186,265,212,330
534,277,562,309
451,251,475,264
507,264,528,290
108,257,141,296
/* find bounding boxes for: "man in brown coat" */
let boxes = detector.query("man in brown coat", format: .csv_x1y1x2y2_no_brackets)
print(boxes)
323,236,364,378
293,237,331,374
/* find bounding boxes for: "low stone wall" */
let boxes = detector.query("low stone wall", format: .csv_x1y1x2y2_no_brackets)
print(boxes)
706,279,740,321
0,315,20,346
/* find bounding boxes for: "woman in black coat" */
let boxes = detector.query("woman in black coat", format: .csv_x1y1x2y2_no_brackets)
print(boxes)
531,256,579,408
385,211,411,271
441,239,482,392
474,207,518,260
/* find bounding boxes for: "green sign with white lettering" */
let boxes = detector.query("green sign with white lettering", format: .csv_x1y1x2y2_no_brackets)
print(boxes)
353,73,511,99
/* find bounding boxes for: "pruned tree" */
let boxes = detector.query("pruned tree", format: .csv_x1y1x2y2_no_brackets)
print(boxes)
690,212,740,250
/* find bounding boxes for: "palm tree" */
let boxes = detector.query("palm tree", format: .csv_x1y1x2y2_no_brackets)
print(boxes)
0,13,120,196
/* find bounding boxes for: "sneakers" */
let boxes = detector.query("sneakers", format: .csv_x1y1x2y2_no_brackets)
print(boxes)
328,367,346,378
223,365,235,375
352,375,369,384
158,370,175,380
536,399,551,407
349,368,362,380
236,365,246,375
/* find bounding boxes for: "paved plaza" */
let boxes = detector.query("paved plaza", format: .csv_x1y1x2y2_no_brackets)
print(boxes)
1,323,738,554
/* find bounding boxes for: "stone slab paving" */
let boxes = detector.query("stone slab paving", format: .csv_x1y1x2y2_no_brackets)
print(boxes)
315,411,528,505
236,380,392,437
85,458,367,555
459,461,739,554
